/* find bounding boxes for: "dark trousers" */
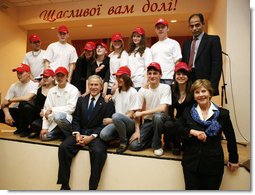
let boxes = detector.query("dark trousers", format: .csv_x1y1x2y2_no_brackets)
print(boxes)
183,167,223,190
57,135,107,190
0,102,36,132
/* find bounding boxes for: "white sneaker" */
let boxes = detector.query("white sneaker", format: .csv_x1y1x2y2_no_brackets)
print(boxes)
154,148,164,156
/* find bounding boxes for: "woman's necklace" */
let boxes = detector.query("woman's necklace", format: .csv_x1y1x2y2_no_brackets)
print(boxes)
32,49,41,57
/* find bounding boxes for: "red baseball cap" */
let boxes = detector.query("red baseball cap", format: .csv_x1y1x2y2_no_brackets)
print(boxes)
147,62,162,74
133,27,145,35
58,25,69,33
155,18,169,27
111,32,123,42
96,42,108,51
113,66,131,77
40,68,55,77
83,41,96,51
29,34,41,43
12,64,30,73
175,62,191,72
55,66,68,75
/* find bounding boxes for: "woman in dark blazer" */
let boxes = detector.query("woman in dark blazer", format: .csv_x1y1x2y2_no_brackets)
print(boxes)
175,79,239,190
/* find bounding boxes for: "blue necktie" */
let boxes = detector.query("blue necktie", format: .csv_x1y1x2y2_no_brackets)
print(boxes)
87,97,95,120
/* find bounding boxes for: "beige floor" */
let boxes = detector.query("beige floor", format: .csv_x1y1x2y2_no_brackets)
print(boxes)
0,123,250,170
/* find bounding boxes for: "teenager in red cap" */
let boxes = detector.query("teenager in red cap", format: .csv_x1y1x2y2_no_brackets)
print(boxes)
40,66,79,141
90,42,110,96
127,27,152,90
164,62,195,155
0,64,39,137
23,34,46,82
105,32,128,95
100,66,139,153
129,62,172,156
44,25,78,83
71,41,96,94
151,18,182,86
28,68,56,138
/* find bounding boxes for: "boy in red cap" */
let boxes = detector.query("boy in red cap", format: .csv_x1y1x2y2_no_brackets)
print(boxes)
40,66,79,141
151,18,182,86
23,34,46,82
0,64,39,137
44,25,78,83
129,62,172,156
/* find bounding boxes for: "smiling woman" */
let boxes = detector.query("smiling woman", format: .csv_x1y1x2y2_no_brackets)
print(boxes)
174,79,240,190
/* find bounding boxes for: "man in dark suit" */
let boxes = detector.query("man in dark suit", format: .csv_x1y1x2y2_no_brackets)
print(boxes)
57,75,115,190
182,13,222,96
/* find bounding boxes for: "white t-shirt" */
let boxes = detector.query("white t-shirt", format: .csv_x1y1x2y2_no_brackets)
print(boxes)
127,47,152,88
42,83,79,131
23,49,46,78
137,83,172,120
5,80,39,108
112,87,139,114
151,38,182,80
108,50,128,88
44,42,78,71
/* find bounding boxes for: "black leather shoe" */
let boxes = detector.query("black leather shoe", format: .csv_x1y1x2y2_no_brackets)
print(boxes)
28,132,39,138
172,148,181,155
13,129,22,134
60,184,71,190
20,131,30,137
116,144,128,154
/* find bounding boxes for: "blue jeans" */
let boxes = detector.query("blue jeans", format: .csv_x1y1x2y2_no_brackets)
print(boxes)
129,112,170,151
100,113,135,144
42,113,72,141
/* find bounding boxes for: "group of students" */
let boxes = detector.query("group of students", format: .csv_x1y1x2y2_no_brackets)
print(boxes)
0,13,240,190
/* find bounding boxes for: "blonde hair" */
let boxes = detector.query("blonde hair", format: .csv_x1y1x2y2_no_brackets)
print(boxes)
110,39,125,58
190,79,214,97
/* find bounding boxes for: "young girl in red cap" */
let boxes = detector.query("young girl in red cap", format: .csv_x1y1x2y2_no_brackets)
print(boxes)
127,27,152,91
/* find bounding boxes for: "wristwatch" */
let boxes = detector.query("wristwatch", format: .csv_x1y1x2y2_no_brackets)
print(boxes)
92,134,98,138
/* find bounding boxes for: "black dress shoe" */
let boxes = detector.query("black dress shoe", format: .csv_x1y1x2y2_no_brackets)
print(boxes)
172,148,181,155
60,184,71,190
13,129,22,134
20,131,30,137
116,144,128,154
28,132,39,138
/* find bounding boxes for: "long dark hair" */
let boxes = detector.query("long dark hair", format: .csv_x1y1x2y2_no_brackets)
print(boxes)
127,33,146,57
118,74,133,93
172,69,193,103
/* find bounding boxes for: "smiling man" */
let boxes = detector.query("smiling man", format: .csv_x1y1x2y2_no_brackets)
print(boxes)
57,75,115,190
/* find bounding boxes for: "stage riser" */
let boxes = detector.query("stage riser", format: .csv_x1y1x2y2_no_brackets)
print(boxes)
0,140,250,190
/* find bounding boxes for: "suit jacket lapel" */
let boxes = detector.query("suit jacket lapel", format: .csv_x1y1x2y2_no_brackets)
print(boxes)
196,33,208,60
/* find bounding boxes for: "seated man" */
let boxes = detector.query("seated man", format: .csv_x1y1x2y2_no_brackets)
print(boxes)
40,66,79,141
0,64,38,137
129,62,172,156
57,75,115,190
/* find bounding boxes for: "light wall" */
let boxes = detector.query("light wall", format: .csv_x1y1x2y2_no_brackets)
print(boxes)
0,9,27,102
225,0,250,143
